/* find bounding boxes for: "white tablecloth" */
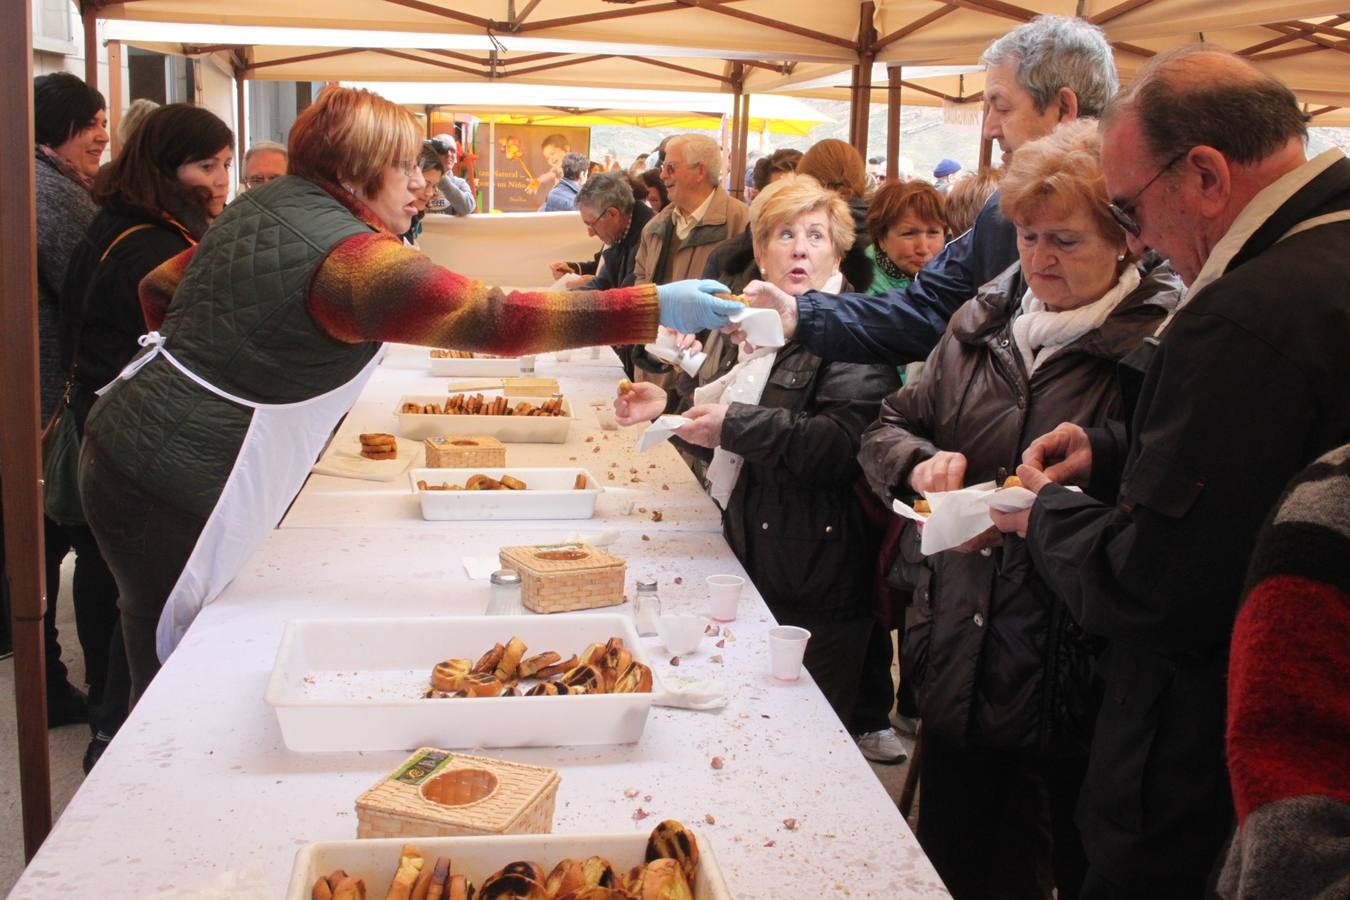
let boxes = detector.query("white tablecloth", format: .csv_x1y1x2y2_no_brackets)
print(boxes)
11,345,949,899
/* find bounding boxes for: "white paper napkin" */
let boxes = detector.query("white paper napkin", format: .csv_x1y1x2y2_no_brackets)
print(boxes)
463,555,502,580
643,341,707,377
729,307,785,349
652,672,728,710
637,414,692,452
311,435,421,482
560,528,620,547
894,482,1083,553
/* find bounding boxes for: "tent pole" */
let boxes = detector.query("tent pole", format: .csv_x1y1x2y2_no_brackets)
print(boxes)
849,2,876,159
728,63,747,200
235,65,247,161
886,65,901,181
424,105,434,139
81,4,98,92
488,119,496,213
2,0,55,861
108,39,122,154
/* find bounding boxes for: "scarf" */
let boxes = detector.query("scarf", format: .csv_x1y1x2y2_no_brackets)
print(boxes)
37,144,94,192
696,271,844,509
873,247,912,284
1012,264,1139,376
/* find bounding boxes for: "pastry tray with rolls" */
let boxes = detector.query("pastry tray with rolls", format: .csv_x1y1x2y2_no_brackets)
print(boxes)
410,467,600,521
429,352,535,377
396,394,572,443
287,831,732,900
264,614,654,751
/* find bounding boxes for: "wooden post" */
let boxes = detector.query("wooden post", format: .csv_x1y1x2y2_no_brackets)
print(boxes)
848,2,876,159
728,63,748,199
235,65,247,156
424,104,434,139
2,0,55,860
886,65,901,182
82,4,98,91
107,39,122,154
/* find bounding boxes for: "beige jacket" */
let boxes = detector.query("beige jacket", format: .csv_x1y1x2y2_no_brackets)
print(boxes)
633,186,750,285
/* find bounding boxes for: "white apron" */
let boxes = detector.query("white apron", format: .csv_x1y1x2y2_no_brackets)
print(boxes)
103,332,382,659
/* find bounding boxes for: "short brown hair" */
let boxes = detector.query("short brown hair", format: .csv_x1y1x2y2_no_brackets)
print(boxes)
867,181,947,247
943,168,1002,236
999,119,1123,249
288,86,420,198
797,139,867,200
750,174,854,261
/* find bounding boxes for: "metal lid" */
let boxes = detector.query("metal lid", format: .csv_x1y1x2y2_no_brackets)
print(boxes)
490,569,522,586
635,577,659,592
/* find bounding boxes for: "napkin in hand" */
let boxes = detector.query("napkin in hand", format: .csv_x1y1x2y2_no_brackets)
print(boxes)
728,307,785,349
893,482,999,555
637,414,692,452
652,672,727,710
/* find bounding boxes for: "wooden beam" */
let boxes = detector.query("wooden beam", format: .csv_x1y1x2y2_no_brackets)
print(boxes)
886,66,901,182
244,48,364,72
1090,0,1155,26
82,4,98,89
728,63,746,199
180,43,247,55
875,6,956,53
500,55,614,79
1262,22,1350,59
899,79,964,104
498,51,562,67
380,0,496,30
944,0,1036,25
107,39,122,154
683,0,859,51
234,60,246,160
629,56,732,86
2,0,54,862
1272,18,1350,41
372,48,487,78
1110,40,1155,58
510,0,545,28
735,58,795,74
423,48,489,66
849,2,876,159
515,2,693,33
1306,105,1339,118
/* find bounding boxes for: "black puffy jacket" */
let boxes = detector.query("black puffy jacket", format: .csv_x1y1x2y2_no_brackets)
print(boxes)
859,259,1180,754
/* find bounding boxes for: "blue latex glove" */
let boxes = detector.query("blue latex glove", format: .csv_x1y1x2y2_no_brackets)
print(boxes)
656,279,740,334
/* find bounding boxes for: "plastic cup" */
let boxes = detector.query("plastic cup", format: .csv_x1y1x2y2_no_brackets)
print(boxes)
555,349,573,362
655,614,705,656
706,574,744,622
768,625,811,681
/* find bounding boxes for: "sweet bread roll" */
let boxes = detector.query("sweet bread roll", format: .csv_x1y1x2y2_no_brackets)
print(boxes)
1001,475,1022,489
613,662,653,694
545,859,586,898
359,432,398,460
561,664,604,693
447,875,472,900
501,862,545,885
518,651,561,678
430,658,473,693
362,449,398,461
534,654,577,678
646,820,699,889
913,499,931,515
556,887,630,900
462,673,505,697
473,643,506,675
617,379,634,395
631,858,692,900
578,641,608,668
713,291,748,304
580,856,617,888
499,475,528,491
477,869,548,900
495,636,527,681
330,875,366,900
574,473,588,490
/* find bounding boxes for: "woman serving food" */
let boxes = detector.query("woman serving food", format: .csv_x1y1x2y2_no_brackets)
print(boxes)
78,86,740,703
615,175,899,727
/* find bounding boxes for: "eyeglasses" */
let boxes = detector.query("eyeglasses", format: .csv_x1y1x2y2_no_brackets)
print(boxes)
391,160,417,177
1106,150,1188,238
661,161,684,176
242,174,283,188
580,206,614,229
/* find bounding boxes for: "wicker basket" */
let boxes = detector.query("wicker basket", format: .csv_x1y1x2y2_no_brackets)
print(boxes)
499,543,626,613
502,377,560,397
424,436,506,469
356,748,560,839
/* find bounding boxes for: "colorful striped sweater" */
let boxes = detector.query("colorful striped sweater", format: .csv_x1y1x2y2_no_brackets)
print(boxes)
140,178,660,354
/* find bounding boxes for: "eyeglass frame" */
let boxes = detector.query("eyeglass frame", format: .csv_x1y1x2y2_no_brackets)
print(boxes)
579,205,616,230
1106,149,1189,238
241,173,284,188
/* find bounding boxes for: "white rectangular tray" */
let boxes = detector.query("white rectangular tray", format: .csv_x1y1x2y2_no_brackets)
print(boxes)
411,467,600,521
397,394,572,443
265,614,652,752
287,831,732,899
429,354,535,377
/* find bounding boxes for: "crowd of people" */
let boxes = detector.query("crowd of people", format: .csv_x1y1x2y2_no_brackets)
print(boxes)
9,11,1349,900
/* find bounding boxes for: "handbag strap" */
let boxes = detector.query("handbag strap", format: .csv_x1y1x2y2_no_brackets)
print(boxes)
98,222,157,263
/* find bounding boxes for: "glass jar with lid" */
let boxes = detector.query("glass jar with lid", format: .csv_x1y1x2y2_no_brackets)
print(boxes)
486,569,524,616
633,576,661,636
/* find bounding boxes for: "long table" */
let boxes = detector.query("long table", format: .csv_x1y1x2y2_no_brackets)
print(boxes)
10,345,948,899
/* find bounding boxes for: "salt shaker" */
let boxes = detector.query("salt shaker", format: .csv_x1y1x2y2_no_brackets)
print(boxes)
487,569,524,616
633,577,662,636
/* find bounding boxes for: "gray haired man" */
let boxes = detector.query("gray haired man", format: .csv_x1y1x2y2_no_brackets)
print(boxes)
429,133,476,216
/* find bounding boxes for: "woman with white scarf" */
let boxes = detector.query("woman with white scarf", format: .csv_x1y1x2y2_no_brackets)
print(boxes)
616,175,900,727
857,120,1182,900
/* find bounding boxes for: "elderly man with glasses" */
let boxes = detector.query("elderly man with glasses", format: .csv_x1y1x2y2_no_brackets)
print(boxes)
992,48,1350,899
240,140,287,190
633,133,749,287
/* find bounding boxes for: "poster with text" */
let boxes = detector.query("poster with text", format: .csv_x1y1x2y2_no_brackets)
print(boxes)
473,124,591,212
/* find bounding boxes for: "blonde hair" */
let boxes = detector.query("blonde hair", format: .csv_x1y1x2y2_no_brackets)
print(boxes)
998,119,1123,250
796,139,868,200
288,86,421,198
750,174,854,260
943,167,1002,236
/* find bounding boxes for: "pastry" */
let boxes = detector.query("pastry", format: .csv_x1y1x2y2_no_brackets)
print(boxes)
617,378,634,395
359,432,398,460
518,651,561,678
1001,475,1022,489
494,636,527,681
498,475,528,491
645,820,699,888
462,672,505,697
630,858,692,900
574,473,588,490
545,859,586,898
472,643,506,674
430,658,473,693
913,498,931,516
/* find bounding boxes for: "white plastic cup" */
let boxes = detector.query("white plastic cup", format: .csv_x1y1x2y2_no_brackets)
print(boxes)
768,625,811,681
555,349,573,362
706,574,744,622
655,614,705,656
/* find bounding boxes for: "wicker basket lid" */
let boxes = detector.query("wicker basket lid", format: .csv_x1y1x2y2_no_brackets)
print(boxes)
500,542,625,576
424,435,505,449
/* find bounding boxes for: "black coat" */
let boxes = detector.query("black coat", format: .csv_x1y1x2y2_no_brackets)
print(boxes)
1026,155,1350,880
580,201,654,292
60,207,196,432
680,343,899,620
860,261,1180,755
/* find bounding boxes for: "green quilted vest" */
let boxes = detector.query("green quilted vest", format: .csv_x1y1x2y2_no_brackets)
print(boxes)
87,176,377,518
